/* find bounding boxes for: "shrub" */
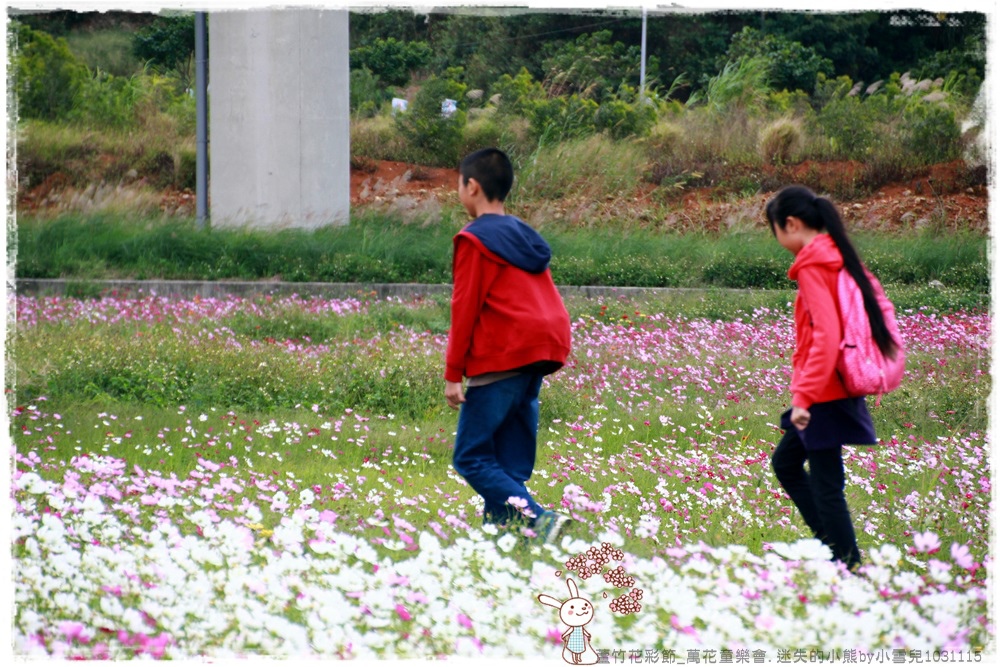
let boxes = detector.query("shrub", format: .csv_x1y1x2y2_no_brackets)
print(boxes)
176,149,197,190
594,94,656,140
645,121,684,156
350,67,387,118
12,23,89,121
71,70,143,129
395,75,468,166
766,89,813,116
489,68,546,118
350,37,431,88
460,111,503,156
902,101,961,164
351,114,409,161
131,14,195,88
528,94,599,145
815,94,881,159
758,116,804,164
701,255,791,289
723,27,833,94
539,30,656,101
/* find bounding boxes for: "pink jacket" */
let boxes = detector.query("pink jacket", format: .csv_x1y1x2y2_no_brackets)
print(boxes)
787,234,851,409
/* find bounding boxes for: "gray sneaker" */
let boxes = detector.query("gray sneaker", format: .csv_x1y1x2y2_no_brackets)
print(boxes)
533,510,571,545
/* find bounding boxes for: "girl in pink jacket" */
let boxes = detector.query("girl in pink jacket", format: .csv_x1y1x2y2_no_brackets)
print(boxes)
765,185,900,572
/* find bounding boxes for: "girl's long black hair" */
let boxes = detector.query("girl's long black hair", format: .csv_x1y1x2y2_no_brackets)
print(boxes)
766,184,899,359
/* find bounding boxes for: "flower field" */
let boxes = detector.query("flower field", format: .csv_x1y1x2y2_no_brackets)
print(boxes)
9,292,993,660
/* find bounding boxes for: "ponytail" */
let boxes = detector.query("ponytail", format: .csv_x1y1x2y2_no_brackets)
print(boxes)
766,185,899,360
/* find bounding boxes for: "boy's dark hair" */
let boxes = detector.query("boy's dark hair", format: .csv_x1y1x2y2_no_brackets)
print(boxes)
766,184,898,360
460,148,514,202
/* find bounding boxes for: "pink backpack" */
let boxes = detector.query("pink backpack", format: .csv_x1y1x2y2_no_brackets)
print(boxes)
836,268,905,401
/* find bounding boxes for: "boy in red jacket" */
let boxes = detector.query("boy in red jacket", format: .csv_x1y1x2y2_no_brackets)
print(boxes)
445,147,573,544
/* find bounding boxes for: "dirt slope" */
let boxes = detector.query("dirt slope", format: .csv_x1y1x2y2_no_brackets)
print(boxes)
20,158,988,233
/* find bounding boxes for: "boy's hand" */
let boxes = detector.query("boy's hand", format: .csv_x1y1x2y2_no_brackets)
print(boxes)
445,381,466,410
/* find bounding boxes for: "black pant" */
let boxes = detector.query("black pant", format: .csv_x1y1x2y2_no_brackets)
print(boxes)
771,428,861,569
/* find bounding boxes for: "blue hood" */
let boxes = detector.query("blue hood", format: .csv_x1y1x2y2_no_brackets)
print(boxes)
462,214,551,274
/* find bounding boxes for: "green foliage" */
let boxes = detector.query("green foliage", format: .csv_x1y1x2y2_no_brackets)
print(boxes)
350,37,431,88
350,67,388,118
528,94,599,145
540,30,658,101
594,87,657,140
490,68,546,117
459,112,503,154
688,56,771,116
815,96,870,159
65,28,143,77
71,70,143,128
766,89,813,116
395,75,468,166
551,255,692,288
701,255,792,289
910,34,985,101
641,120,685,173
902,101,961,164
12,23,89,121
131,14,195,88
815,72,963,168
724,27,833,93
512,134,647,203
350,115,410,161
16,208,988,291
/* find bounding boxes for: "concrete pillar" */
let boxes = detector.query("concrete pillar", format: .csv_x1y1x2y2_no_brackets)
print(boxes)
209,9,350,229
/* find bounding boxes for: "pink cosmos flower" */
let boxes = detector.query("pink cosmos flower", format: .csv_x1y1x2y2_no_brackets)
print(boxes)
913,531,941,554
457,613,473,629
395,604,412,621
58,621,88,643
951,542,975,570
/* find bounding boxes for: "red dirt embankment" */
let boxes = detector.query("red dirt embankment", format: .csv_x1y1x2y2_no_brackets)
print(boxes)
20,158,988,233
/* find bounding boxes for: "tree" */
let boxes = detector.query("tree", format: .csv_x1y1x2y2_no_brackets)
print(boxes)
12,22,89,121
395,73,467,166
723,26,833,93
540,30,658,100
350,37,431,88
132,14,195,89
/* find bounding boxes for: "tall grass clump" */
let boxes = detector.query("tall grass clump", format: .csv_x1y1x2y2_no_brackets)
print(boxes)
351,114,413,162
511,134,648,205
758,116,804,165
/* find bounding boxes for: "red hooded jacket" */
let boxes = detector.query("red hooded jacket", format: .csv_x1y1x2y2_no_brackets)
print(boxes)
445,214,571,383
788,233,851,409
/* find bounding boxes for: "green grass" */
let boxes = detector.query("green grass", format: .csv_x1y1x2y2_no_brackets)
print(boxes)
14,211,990,291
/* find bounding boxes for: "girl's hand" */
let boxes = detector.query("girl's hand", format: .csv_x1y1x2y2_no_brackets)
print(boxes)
791,405,811,430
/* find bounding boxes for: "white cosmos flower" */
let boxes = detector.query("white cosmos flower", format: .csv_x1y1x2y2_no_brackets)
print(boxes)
769,539,832,561
244,503,263,523
14,472,49,495
869,543,904,567
418,531,440,553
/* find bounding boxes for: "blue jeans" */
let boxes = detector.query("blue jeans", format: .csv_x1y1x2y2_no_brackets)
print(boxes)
771,427,861,569
453,373,546,525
